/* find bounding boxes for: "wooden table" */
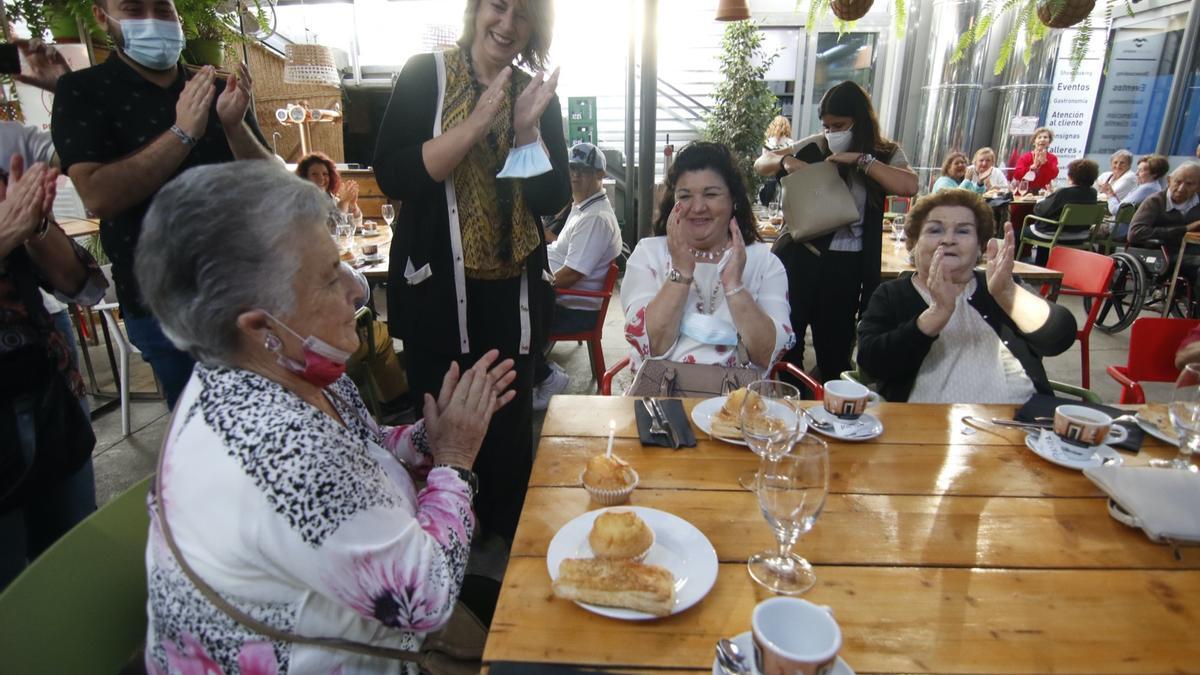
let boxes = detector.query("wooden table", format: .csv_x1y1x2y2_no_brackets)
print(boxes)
58,217,100,238
880,235,1064,301
483,396,1198,673
346,223,392,280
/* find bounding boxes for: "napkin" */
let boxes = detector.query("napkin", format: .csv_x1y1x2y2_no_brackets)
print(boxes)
634,398,697,447
1015,394,1143,452
1083,465,1200,544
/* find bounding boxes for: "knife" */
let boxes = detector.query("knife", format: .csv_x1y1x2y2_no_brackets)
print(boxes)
651,398,681,449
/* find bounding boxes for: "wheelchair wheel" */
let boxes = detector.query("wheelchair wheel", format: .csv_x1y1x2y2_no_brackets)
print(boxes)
1092,251,1146,334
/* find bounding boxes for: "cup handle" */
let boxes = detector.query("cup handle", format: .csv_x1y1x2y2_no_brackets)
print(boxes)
819,604,834,616
1106,425,1129,445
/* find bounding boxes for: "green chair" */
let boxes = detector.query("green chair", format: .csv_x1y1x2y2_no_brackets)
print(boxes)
840,368,875,386
0,476,151,674
1092,202,1137,255
1020,203,1108,258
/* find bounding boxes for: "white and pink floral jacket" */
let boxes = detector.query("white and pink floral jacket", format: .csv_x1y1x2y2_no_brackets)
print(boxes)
144,365,473,675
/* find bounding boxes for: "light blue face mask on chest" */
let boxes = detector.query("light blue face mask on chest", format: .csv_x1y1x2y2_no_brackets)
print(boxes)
679,311,739,347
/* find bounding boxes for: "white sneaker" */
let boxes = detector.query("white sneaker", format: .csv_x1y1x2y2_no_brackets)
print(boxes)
532,368,570,411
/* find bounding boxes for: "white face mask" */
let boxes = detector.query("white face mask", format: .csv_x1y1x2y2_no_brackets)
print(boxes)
824,128,854,154
679,311,739,347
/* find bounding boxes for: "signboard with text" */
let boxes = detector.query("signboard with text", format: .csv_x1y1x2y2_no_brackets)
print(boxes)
1090,30,1177,156
1045,28,1104,177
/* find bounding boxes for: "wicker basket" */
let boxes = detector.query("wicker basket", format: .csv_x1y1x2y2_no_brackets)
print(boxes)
1036,0,1096,28
830,0,874,21
283,44,341,87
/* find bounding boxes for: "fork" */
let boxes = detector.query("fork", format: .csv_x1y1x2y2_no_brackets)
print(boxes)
641,397,669,441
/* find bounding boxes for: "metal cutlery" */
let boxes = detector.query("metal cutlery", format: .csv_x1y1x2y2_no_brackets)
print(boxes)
988,418,1053,430
801,407,834,432
640,397,669,443
650,398,681,449
716,638,749,674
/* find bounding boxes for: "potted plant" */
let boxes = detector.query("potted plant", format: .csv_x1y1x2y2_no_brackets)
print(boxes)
702,19,778,196
7,0,106,43
175,0,267,67
952,0,1137,75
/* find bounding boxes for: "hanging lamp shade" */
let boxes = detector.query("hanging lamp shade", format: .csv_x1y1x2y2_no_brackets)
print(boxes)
716,0,750,21
283,43,340,87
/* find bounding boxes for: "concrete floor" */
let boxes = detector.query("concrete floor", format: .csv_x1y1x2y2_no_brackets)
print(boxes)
88,279,1171,507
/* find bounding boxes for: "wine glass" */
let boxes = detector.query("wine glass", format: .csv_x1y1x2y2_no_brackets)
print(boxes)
737,380,804,491
334,211,353,248
1017,180,1029,198
748,433,829,595
381,203,395,229
1152,364,1200,470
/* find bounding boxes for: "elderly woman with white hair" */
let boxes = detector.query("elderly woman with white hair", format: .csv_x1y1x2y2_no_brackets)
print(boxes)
134,161,516,674
1096,149,1137,204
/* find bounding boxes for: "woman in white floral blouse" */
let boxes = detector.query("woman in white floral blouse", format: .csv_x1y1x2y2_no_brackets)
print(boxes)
621,142,794,385
133,161,516,675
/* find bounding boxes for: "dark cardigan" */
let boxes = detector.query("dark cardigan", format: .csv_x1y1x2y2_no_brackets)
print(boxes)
856,271,1077,402
372,51,571,354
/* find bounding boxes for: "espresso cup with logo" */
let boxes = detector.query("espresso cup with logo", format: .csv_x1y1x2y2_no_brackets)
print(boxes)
1053,404,1129,448
822,380,872,420
363,219,378,232
752,597,841,675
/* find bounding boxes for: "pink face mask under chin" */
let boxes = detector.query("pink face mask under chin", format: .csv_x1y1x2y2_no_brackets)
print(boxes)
262,313,353,389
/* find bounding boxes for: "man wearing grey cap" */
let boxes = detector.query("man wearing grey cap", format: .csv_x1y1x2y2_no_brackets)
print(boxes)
533,142,623,409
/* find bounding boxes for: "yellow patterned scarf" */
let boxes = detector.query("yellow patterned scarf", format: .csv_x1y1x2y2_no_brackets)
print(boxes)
443,48,541,280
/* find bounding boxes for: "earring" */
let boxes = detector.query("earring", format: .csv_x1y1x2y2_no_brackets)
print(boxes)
264,331,283,352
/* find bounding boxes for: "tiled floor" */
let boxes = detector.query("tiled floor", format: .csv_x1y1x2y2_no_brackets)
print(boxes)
89,281,1172,507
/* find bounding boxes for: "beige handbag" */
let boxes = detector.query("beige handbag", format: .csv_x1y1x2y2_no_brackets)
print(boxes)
780,160,860,242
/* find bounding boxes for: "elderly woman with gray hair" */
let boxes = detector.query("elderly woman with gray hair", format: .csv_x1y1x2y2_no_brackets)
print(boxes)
1095,149,1137,204
134,161,516,674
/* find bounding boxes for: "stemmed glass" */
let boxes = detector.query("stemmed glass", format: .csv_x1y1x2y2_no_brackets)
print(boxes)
736,380,804,491
381,203,395,229
1151,364,1200,470
334,212,353,249
748,433,829,595
1016,180,1029,198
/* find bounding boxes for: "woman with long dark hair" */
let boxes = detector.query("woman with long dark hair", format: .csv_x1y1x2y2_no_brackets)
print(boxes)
754,81,917,382
622,142,792,382
372,0,569,541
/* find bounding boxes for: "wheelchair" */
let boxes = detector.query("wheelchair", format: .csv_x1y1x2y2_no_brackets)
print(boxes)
1089,231,1195,334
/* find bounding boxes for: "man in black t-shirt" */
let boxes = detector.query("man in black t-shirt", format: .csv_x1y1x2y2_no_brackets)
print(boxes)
52,0,270,408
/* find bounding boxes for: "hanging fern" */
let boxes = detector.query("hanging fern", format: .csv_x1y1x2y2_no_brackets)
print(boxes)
804,0,831,34
892,0,906,37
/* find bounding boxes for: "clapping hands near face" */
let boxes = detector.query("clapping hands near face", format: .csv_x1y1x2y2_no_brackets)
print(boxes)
720,218,746,290
513,68,560,145
666,201,695,277
0,156,58,252
216,64,255,129
985,221,1018,304
925,247,967,313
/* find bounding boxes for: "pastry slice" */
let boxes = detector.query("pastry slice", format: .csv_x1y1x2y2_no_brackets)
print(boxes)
552,558,675,616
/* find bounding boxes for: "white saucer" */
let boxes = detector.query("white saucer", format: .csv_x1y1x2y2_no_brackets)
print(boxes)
711,632,854,675
1135,414,1180,447
1024,429,1124,470
358,229,383,237
804,406,883,441
361,254,385,265
547,507,718,620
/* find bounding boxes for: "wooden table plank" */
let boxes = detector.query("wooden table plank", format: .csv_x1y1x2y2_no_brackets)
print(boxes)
531,437,1176,498
58,217,100,238
510,487,1197,570
485,559,1200,673
880,238,1063,281
538,397,1164,450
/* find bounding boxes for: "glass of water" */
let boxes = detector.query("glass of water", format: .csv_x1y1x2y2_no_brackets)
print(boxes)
381,204,395,228
737,380,804,491
1154,364,1200,470
748,433,829,595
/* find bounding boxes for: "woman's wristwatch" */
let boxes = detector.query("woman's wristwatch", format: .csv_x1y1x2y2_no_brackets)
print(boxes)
856,153,876,173
666,267,693,284
435,464,479,498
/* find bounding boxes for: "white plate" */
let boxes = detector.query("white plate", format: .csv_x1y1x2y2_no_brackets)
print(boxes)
547,506,718,620
691,396,809,447
1024,430,1124,470
804,406,883,441
361,254,385,265
711,632,854,675
1135,414,1180,447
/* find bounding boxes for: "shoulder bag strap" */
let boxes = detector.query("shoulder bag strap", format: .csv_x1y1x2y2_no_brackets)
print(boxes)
152,406,426,663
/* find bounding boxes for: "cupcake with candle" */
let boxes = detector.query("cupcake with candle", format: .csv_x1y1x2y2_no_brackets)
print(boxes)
581,453,638,505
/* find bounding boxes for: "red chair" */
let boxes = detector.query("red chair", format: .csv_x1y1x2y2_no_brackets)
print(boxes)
1107,317,1200,404
599,356,823,400
1043,247,1116,389
549,263,619,393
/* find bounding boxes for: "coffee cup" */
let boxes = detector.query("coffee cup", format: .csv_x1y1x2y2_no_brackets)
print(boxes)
363,219,378,232
1053,404,1128,448
752,597,841,675
822,380,873,420
361,244,379,257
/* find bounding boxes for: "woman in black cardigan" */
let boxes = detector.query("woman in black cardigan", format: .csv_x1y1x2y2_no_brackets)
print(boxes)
373,0,570,540
857,189,1076,403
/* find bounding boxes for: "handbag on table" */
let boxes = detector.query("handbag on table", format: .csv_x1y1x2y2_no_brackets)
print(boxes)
628,343,763,398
